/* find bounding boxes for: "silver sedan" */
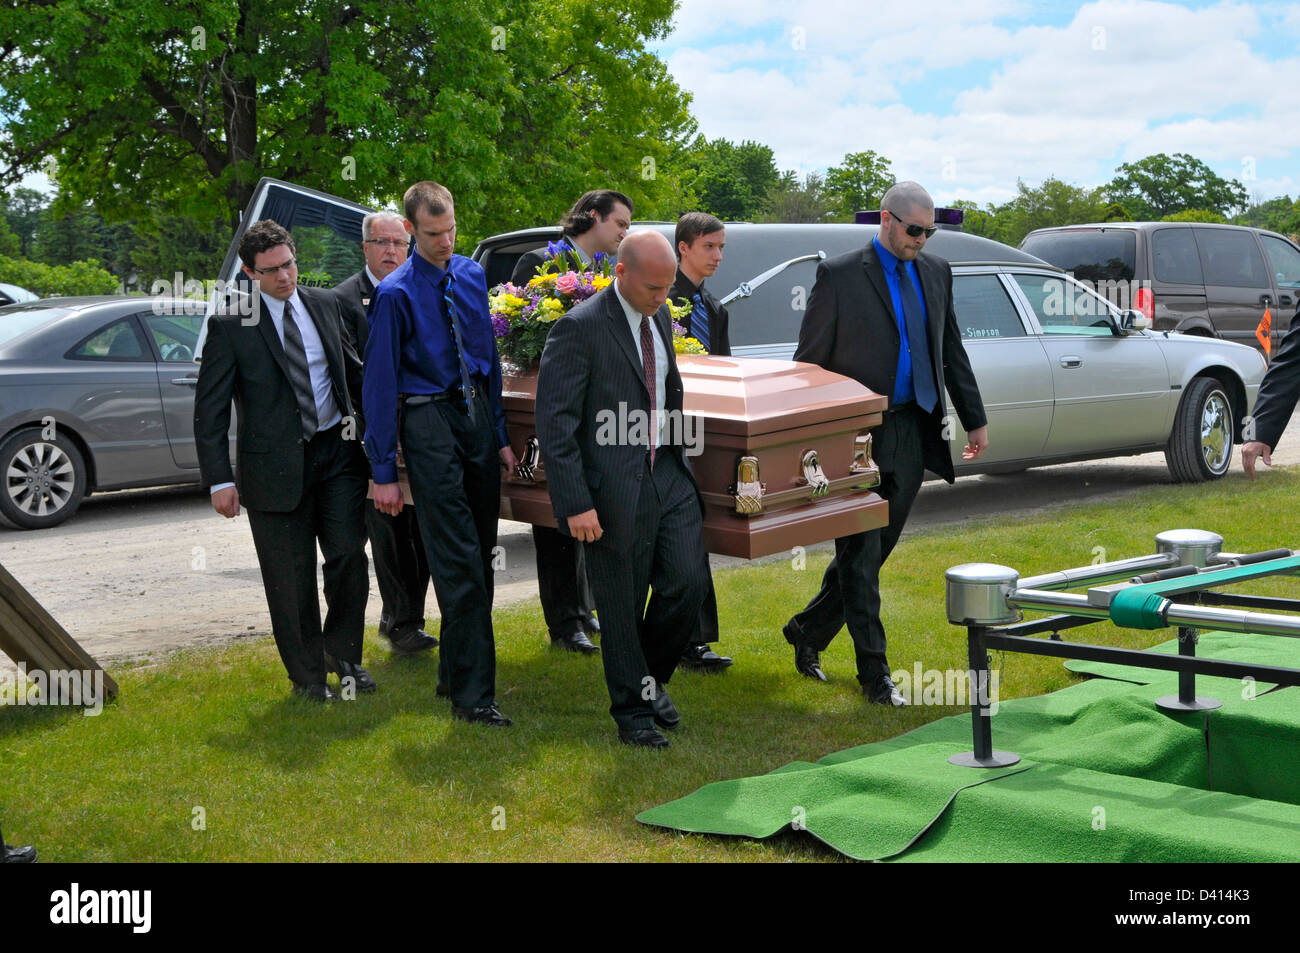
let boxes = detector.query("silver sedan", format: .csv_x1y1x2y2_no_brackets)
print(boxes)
0,295,209,528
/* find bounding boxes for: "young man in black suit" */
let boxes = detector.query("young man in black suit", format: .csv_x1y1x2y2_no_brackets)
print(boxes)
195,220,373,701
536,230,709,748
332,211,436,656
664,211,733,672
782,182,989,704
511,190,633,657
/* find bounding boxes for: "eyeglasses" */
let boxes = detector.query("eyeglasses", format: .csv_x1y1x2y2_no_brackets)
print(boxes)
364,239,409,249
886,210,938,239
252,257,298,277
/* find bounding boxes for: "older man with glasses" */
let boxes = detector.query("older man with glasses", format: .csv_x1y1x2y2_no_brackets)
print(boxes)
332,213,437,657
781,181,989,704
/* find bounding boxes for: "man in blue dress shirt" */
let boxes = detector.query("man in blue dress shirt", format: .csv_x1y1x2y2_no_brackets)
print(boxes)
363,181,518,727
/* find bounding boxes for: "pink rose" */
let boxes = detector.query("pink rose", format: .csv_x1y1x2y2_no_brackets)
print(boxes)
554,271,580,295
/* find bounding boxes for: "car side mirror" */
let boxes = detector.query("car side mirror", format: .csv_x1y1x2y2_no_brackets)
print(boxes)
1119,309,1151,333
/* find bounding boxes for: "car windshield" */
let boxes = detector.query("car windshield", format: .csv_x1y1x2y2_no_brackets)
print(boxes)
1021,230,1136,283
0,307,72,348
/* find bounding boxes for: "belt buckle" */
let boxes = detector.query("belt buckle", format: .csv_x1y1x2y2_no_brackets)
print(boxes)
468,384,477,400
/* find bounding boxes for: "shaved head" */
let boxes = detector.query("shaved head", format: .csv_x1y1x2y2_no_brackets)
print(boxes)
615,230,677,316
881,181,933,219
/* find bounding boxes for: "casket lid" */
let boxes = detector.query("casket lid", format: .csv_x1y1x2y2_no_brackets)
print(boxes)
504,355,887,438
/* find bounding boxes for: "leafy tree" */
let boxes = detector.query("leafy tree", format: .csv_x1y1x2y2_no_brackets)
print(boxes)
1161,208,1228,224
1,187,49,257
949,199,999,240
984,177,1110,246
0,0,696,246
758,171,835,224
1235,195,1300,238
1106,153,1248,219
677,137,780,221
0,255,117,296
824,150,894,222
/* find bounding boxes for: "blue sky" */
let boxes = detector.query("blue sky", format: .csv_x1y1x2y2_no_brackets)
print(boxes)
652,0,1300,207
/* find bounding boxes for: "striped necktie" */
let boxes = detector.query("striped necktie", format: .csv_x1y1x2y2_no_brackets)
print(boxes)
690,292,711,353
280,300,319,438
640,315,656,467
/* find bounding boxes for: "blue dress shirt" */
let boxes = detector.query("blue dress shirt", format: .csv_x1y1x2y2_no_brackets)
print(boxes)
873,235,931,407
362,251,508,484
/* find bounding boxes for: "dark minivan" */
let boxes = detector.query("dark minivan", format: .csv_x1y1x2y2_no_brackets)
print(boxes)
1020,222,1300,352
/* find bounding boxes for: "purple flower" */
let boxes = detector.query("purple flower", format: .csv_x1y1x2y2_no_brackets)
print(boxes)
492,314,510,338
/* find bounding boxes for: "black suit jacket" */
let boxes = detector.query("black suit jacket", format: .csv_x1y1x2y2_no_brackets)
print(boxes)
332,269,376,357
795,243,986,483
1250,303,1300,449
669,269,731,356
536,284,698,551
194,285,365,511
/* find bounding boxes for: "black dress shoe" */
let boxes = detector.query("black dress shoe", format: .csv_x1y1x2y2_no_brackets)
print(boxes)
863,673,908,706
387,628,438,654
679,642,733,672
649,681,680,730
324,654,378,694
2,843,37,863
292,682,337,702
794,643,827,682
452,704,512,727
618,728,669,749
550,628,599,655
435,681,450,698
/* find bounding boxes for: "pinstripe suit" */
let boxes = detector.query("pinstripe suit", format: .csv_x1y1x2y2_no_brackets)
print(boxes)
536,285,708,730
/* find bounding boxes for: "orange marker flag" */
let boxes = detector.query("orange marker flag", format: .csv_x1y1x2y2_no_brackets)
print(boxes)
1257,308,1272,359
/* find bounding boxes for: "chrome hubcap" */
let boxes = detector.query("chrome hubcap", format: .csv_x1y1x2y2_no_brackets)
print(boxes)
1200,391,1231,474
6,442,75,516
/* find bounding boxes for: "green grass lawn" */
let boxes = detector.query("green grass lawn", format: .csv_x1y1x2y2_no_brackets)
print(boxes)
3,468,1298,861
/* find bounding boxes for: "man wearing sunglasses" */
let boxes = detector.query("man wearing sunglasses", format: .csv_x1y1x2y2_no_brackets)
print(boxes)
781,181,988,704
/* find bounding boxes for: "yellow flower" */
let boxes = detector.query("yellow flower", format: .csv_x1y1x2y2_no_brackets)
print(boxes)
592,275,612,290
673,336,706,355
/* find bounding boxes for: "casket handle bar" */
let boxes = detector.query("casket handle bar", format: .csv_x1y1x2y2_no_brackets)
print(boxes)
850,432,876,475
799,450,830,497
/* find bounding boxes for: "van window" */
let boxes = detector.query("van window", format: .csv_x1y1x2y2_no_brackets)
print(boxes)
1019,230,1136,282
1261,235,1300,291
952,274,1025,339
1193,228,1269,288
1151,227,1204,285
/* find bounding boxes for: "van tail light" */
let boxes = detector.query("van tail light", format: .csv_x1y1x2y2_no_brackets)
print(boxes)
1134,287,1154,321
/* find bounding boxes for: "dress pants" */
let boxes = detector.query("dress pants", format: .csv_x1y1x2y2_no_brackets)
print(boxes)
585,452,709,731
246,423,370,687
785,404,927,684
534,526,596,632
365,504,429,637
400,388,499,710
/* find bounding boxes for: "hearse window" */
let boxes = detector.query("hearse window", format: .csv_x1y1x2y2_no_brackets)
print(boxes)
952,274,1025,340
1013,274,1113,335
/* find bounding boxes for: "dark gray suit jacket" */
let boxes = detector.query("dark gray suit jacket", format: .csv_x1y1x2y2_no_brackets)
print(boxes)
194,285,365,511
332,268,376,357
794,243,986,483
536,284,698,551
1250,303,1300,448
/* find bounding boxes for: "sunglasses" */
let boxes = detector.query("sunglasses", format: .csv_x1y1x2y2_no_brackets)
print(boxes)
887,210,938,239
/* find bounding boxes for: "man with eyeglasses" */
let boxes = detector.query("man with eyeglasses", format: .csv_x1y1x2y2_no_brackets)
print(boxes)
781,181,989,704
333,212,437,657
195,219,373,702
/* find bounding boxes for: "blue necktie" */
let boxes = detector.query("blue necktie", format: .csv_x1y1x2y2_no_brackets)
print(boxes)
897,262,938,413
691,292,711,353
442,275,476,421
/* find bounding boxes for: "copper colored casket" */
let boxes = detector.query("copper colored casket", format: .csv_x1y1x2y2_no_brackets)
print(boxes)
498,355,890,559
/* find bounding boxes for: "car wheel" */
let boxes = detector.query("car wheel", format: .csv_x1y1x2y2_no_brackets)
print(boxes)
0,427,88,529
1165,377,1233,483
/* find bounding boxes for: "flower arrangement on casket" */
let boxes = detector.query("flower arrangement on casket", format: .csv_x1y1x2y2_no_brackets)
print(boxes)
489,242,706,367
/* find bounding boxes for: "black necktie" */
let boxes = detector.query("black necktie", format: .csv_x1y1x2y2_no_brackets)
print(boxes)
897,263,938,413
281,300,319,438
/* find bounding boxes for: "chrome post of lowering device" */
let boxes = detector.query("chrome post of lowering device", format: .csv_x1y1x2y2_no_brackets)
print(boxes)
945,564,1022,768
1154,625,1222,713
